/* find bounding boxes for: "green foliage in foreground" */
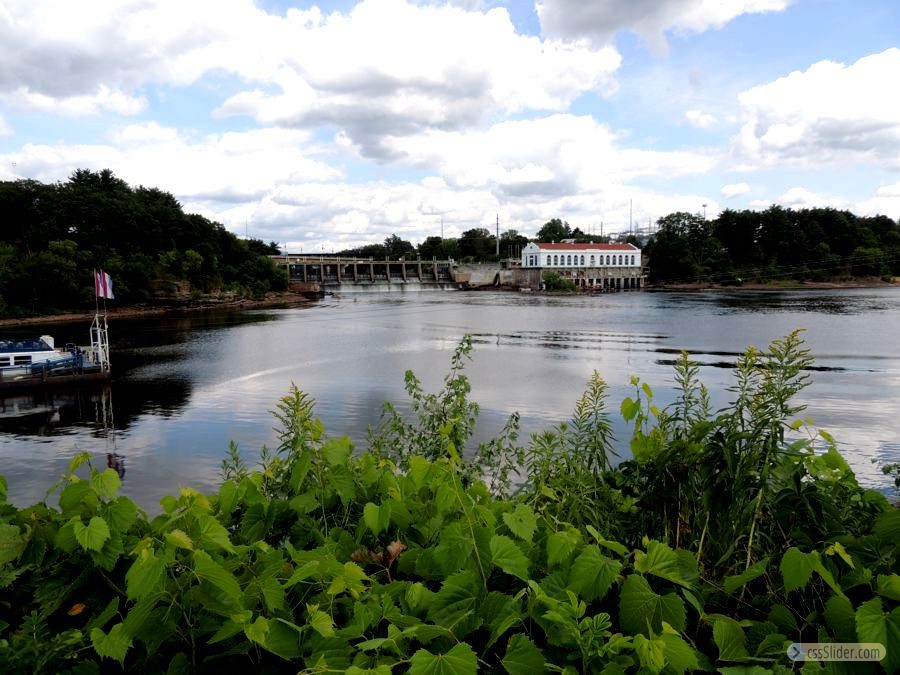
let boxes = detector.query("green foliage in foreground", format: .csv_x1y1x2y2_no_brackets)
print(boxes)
1,333,898,673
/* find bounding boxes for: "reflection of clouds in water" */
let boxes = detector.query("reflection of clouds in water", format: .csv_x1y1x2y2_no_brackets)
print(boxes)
4,289,900,508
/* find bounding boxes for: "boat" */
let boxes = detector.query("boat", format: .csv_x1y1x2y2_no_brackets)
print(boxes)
0,314,111,391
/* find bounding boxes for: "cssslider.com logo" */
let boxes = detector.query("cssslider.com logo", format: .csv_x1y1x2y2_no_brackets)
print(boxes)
787,642,886,663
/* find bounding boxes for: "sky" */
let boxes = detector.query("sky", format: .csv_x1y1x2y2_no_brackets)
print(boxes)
1,0,899,252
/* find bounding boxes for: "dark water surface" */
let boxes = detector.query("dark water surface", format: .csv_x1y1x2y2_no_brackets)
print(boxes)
2,287,899,509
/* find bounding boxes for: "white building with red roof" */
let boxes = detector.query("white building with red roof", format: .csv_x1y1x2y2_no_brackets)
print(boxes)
520,241,644,290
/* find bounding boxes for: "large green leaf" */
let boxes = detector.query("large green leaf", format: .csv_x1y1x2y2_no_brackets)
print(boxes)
217,479,239,516
193,549,242,603
73,516,111,552
501,634,544,674
363,501,391,536
322,437,353,467
876,574,900,601
824,595,856,642
59,480,93,513
197,513,235,553
502,504,537,543
634,634,666,672
428,570,481,639
634,540,694,588
712,616,748,662
0,523,25,565
409,643,477,675
569,546,621,602
619,574,685,636
873,510,900,542
481,592,523,649
91,468,121,500
435,522,473,574
346,667,392,675
165,529,194,551
308,607,335,638
660,632,700,674
122,593,161,639
722,558,769,593
546,528,580,567
91,623,132,666
855,597,900,673
490,535,529,581
101,496,138,532
780,547,814,592
125,547,166,601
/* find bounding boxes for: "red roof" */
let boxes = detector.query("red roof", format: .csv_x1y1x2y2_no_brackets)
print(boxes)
535,242,639,251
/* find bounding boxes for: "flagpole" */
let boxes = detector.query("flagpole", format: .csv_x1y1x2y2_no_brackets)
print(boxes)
94,268,100,316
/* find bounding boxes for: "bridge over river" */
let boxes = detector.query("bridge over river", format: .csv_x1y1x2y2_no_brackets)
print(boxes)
270,255,462,292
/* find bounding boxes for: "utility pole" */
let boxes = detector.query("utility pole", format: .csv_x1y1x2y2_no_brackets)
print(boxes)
440,215,444,239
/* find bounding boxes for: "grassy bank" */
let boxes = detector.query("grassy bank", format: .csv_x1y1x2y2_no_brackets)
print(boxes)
0,334,897,673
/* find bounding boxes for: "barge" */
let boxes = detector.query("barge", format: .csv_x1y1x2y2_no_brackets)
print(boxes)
0,314,111,391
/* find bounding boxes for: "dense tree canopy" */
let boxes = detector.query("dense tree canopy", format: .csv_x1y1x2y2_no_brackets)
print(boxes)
535,218,571,242
645,206,900,284
0,170,287,317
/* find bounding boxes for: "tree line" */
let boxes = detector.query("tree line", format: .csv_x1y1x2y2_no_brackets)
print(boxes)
644,207,900,284
337,218,623,263
0,170,287,317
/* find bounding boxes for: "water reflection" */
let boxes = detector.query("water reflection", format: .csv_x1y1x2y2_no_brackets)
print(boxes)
2,288,899,510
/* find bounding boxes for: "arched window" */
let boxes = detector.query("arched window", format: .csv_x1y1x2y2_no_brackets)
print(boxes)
546,255,551,265
618,255,622,265
630,255,635,265
580,255,585,265
605,255,610,265
553,255,558,265
590,255,595,266
567,255,572,265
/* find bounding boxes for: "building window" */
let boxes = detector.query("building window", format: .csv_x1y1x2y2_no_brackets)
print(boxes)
630,255,635,265
618,255,622,265
546,255,551,265
590,255,595,266
580,255,585,265
605,255,610,265
553,255,558,265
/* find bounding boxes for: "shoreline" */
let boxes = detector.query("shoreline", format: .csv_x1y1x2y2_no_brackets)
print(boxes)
646,278,897,291
0,292,315,328
2,279,896,326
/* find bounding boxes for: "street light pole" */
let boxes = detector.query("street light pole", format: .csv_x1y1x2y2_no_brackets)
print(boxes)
702,203,707,220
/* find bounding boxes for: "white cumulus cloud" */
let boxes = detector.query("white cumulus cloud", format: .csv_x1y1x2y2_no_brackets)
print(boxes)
721,182,750,199
537,0,790,49
0,113,11,136
876,181,900,198
735,48,900,170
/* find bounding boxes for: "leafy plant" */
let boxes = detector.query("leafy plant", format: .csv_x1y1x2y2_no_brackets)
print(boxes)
0,333,896,673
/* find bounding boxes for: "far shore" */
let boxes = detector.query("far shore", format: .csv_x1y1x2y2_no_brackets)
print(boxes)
0,292,315,328
2,277,896,327
647,277,897,291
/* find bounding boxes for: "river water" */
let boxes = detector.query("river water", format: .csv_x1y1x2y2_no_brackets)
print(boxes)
2,288,899,509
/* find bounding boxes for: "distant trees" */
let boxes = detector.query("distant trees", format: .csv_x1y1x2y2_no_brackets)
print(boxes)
499,229,528,259
536,218,571,242
644,206,900,284
0,170,288,317
458,228,496,261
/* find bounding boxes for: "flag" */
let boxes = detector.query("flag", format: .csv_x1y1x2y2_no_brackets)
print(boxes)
94,270,114,299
